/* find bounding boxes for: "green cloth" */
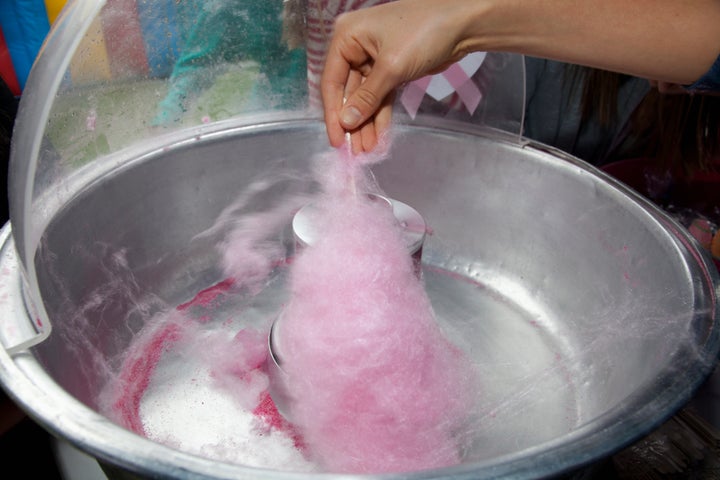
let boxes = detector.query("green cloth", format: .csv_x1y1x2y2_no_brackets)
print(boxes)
153,0,307,126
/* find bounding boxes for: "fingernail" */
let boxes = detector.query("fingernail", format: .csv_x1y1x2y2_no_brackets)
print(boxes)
340,106,362,128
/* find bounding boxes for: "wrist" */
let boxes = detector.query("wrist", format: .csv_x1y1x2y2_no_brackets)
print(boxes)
449,0,537,55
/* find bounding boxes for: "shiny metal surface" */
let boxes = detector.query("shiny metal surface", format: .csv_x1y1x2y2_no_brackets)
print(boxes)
0,118,718,479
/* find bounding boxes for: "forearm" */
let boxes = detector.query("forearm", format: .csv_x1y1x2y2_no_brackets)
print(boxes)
322,0,720,150
456,0,720,84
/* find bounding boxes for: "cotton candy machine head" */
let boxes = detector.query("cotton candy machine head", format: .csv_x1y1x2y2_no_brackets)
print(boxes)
1,0,719,479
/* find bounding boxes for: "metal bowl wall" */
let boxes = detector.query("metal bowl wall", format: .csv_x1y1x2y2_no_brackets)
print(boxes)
0,117,717,479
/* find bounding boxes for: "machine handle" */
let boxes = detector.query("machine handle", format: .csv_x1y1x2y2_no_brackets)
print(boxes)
0,229,51,355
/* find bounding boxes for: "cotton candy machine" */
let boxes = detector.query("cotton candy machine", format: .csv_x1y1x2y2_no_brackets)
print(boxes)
1,1,719,479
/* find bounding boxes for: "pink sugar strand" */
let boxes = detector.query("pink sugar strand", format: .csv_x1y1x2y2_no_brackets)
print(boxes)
176,278,235,311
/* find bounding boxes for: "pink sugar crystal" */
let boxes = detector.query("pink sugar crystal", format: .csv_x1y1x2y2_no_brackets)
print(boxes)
276,187,475,473
100,312,187,435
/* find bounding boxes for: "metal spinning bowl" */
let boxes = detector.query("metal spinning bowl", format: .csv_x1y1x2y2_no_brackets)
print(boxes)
0,116,717,479
0,1,717,478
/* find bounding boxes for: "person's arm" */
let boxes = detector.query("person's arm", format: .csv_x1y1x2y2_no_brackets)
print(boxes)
321,0,720,151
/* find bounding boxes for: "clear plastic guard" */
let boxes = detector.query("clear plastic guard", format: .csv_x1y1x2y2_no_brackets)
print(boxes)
9,0,525,347
0,226,51,355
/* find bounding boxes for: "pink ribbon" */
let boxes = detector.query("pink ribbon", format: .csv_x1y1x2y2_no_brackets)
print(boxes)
399,76,432,119
443,63,483,114
400,63,483,119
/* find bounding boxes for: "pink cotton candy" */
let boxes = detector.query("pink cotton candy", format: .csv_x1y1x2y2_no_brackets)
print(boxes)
275,184,475,473
197,174,314,293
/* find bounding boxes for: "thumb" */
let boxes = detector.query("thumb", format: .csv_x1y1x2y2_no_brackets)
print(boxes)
340,69,399,130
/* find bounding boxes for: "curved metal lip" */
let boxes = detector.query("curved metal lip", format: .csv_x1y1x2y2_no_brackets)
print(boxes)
0,117,718,479
268,316,284,371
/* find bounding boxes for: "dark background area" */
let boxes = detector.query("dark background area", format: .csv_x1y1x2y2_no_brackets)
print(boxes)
1,74,14,222
0,76,62,479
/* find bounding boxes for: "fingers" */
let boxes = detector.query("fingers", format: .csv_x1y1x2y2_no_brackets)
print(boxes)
344,71,367,154
339,61,401,132
373,91,395,147
345,88,394,154
322,44,399,153
356,126,378,154
321,47,352,148
333,61,400,154
320,7,408,152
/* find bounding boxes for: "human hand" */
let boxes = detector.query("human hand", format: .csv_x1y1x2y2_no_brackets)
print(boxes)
321,0,476,153
320,0,720,153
